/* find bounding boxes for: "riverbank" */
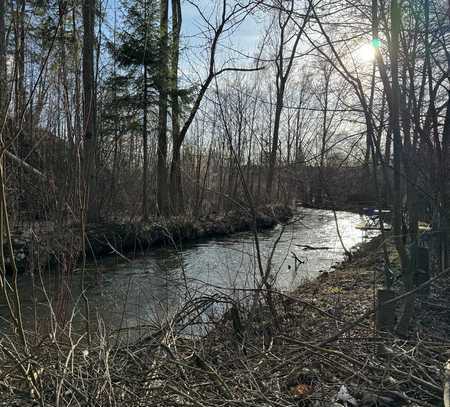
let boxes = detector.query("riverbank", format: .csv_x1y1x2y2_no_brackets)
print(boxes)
301,200,385,215
121,234,446,406
301,200,365,213
2,226,447,405
84,204,293,257
8,204,293,273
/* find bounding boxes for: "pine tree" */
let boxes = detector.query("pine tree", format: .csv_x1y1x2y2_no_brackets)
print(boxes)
109,0,159,219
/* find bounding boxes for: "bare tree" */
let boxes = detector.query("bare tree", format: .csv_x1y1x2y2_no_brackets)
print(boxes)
168,0,263,214
265,0,311,200
13,0,25,124
157,0,170,216
82,0,98,221
142,0,151,220
169,0,183,214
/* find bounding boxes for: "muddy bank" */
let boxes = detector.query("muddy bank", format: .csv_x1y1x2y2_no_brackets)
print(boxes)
8,204,293,272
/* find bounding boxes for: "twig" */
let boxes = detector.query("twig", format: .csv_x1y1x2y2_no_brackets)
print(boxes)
319,269,449,347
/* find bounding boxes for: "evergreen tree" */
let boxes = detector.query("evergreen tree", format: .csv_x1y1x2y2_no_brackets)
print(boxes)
109,0,159,219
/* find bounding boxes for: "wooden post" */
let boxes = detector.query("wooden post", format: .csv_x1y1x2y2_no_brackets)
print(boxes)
376,288,396,333
415,246,430,296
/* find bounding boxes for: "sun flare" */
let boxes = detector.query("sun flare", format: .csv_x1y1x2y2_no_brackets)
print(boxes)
356,42,376,63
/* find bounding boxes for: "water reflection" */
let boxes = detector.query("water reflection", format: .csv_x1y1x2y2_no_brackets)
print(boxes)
2,208,371,333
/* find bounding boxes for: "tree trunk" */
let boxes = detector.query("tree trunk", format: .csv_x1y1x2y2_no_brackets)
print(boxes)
169,0,183,214
0,0,6,123
266,84,284,200
441,0,450,269
157,0,169,216
265,1,310,200
389,0,412,336
142,64,149,220
14,0,25,121
82,0,98,222
109,10,119,215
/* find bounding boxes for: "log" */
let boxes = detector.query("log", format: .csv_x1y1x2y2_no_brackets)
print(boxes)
5,150,46,179
444,359,450,407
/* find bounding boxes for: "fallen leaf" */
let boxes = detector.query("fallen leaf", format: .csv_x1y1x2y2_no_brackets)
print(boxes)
290,383,314,397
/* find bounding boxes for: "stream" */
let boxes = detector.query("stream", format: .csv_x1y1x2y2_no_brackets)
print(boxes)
0,208,374,335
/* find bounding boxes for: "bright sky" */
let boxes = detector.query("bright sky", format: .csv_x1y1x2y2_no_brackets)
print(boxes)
104,0,263,80
182,0,262,53
179,0,264,83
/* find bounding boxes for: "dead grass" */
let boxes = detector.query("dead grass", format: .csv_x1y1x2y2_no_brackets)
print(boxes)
1,234,448,406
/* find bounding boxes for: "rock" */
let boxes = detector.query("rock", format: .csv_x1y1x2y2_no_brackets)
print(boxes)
335,385,358,406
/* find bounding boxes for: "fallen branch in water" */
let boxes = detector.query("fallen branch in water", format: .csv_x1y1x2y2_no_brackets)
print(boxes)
296,244,332,250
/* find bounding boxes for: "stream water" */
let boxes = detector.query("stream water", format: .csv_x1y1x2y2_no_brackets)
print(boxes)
0,208,373,334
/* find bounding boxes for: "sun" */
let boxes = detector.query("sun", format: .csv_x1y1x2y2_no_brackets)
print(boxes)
356,42,376,63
